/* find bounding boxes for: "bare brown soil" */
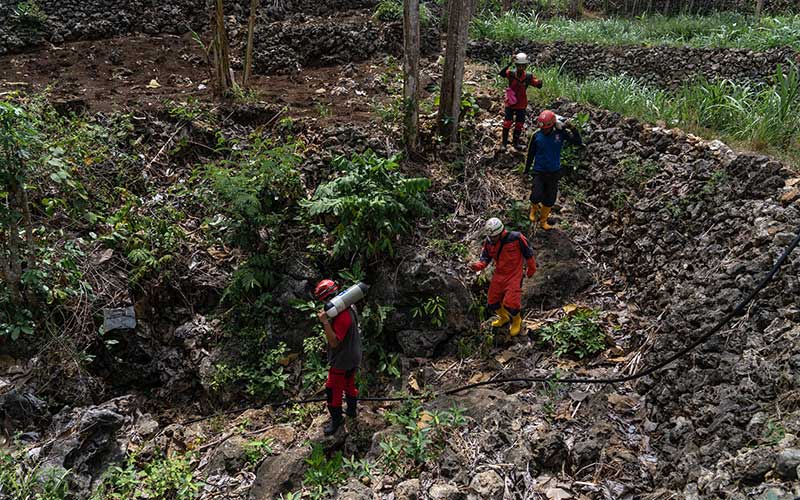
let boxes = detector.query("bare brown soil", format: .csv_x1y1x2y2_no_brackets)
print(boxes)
0,33,386,125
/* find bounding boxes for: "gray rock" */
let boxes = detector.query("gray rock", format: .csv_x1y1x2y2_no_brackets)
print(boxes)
775,448,800,480
135,414,160,438
395,478,421,500
397,329,449,357
429,482,463,500
505,442,534,470
207,436,249,475
733,447,774,485
522,230,593,310
468,470,504,500
0,389,48,433
250,446,311,500
41,396,133,498
335,478,373,500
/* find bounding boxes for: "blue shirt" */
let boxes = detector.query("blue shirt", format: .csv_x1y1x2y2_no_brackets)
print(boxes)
524,128,582,174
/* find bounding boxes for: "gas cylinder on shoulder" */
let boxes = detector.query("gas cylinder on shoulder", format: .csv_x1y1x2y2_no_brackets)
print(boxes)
324,282,369,318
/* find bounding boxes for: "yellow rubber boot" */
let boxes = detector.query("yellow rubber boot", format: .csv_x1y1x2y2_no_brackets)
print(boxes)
539,205,555,230
510,314,522,336
491,307,510,328
529,203,539,224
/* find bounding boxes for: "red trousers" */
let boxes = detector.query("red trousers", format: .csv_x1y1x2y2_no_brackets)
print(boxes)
487,273,523,314
325,367,358,408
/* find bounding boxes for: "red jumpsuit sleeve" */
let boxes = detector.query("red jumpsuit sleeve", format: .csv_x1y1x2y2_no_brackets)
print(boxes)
519,235,537,275
331,310,352,342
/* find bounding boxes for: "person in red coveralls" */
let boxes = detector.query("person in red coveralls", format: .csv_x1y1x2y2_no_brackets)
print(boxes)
499,52,543,150
314,279,362,435
469,218,537,336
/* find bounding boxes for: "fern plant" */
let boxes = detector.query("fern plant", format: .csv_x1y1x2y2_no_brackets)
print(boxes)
302,151,431,260
206,137,303,251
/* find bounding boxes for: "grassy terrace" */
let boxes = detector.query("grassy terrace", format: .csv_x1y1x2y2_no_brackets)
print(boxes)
472,12,800,51
501,64,800,165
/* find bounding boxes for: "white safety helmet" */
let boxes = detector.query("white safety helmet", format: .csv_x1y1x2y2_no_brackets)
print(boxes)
484,217,504,237
513,52,529,65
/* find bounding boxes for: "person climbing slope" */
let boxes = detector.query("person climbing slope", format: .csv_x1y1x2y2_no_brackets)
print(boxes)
499,52,543,151
524,110,583,230
469,218,537,336
314,279,362,435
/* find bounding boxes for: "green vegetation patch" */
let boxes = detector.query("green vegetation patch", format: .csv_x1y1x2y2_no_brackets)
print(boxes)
91,452,200,500
302,151,432,260
538,308,607,359
473,12,800,51
525,64,800,160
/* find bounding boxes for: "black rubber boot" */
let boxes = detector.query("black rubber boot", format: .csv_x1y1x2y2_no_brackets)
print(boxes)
324,406,344,435
501,128,510,148
513,129,524,150
345,395,358,418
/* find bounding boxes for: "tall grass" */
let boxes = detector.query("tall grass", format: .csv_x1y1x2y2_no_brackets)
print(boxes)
525,64,800,156
472,12,800,51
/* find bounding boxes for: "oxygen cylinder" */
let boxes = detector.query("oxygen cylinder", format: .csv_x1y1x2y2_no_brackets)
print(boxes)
324,282,369,318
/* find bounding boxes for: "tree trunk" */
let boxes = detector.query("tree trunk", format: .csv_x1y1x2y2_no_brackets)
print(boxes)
243,0,260,87
755,0,765,18
212,0,233,96
403,0,421,153
437,0,475,143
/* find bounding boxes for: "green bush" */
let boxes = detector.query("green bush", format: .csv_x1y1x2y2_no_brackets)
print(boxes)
244,439,274,466
0,452,69,500
91,452,200,500
538,308,606,359
374,0,431,25
302,151,431,260
211,339,290,398
205,137,304,251
12,1,47,30
100,194,186,287
379,400,467,476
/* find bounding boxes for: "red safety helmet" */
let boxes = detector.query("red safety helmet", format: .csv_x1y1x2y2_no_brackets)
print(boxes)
314,279,339,301
537,110,557,130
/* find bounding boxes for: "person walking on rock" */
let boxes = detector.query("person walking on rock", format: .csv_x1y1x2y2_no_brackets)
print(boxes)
499,52,543,151
314,279,362,435
524,110,583,230
469,218,537,336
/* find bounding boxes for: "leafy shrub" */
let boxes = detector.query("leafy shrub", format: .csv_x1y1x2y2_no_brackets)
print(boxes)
619,155,660,187
91,452,200,500
211,339,290,398
303,151,431,260
0,451,69,499
206,137,303,251
100,194,186,286
244,438,274,466
411,296,447,328
374,0,431,25
11,1,47,30
379,400,466,476
303,446,348,499
360,303,400,382
538,308,606,359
